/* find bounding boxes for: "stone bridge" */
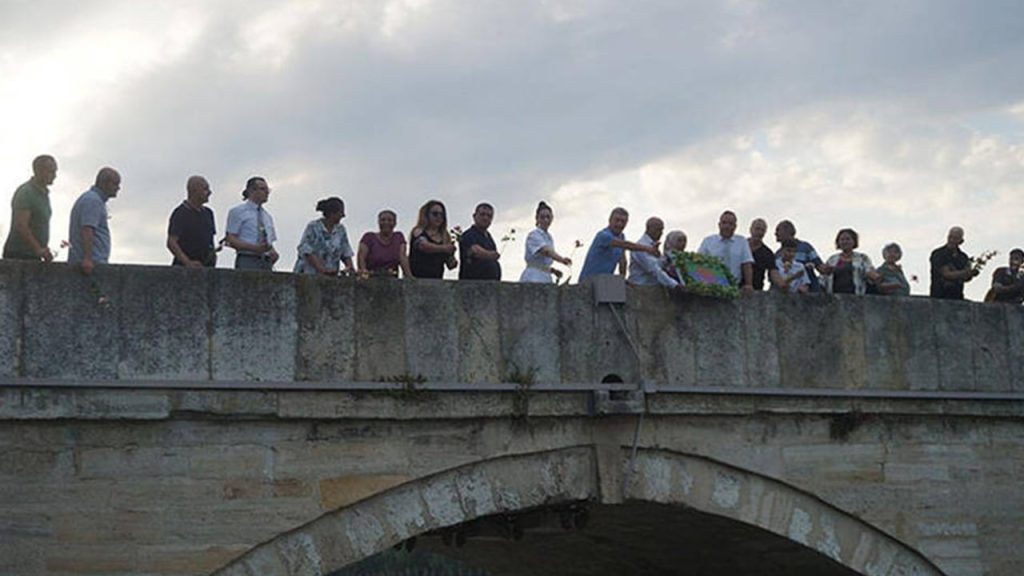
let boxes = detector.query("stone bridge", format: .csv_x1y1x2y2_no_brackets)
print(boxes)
0,262,1022,576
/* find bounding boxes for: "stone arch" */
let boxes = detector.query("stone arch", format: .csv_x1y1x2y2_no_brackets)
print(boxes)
211,446,944,576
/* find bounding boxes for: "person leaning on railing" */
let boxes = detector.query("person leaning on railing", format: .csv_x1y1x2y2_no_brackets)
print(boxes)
293,196,354,276
819,228,880,295
408,199,457,279
874,243,910,296
358,209,412,278
519,201,571,284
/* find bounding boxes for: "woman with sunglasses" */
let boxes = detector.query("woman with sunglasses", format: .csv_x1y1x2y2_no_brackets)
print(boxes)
409,199,457,278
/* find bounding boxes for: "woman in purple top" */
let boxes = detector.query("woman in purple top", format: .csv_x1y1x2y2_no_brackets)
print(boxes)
358,210,413,277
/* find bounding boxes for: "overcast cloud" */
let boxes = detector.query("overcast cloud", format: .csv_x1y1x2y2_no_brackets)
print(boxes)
1,0,1023,299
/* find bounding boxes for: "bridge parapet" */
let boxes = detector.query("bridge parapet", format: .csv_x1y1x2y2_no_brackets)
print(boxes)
1,260,1021,393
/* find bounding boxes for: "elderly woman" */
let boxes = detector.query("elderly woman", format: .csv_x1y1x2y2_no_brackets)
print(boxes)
875,242,911,296
358,210,413,277
293,197,354,275
520,201,571,283
409,199,457,279
821,228,879,295
661,230,687,284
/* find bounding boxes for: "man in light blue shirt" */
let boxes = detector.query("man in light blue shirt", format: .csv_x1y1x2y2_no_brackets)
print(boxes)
579,207,660,281
628,217,680,288
68,167,121,275
697,210,755,293
226,176,279,270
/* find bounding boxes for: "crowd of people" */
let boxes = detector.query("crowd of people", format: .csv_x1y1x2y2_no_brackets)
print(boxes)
3,156,1023,305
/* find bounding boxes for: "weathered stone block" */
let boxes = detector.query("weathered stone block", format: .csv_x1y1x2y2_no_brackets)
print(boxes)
295,275,355,382
498,282,561,384
404,280,459,382
116,264,210,380
863,295,907,390
454,281,501,384
629,286,675,384
932,298,975,391
896,297,940,391
353,277,406,381
692,296,747,387
743,292,781,388
210,270,297,381
0,261,23,378
558,283,596,383
972,304,1009,392
318,474,410,510
1006,306,1024,392
22,264,121,379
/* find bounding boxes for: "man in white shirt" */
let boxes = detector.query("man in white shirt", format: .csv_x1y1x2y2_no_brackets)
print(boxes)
698,210,755,294
226,176,279,270
628,217,679,288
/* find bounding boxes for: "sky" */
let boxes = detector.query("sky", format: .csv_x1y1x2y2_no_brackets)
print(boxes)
1,0,1023,299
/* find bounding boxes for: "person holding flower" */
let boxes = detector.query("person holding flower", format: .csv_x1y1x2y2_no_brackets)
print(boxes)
986,248,1024,304
358,210,412,277
293,197,354,276
929,226,979,300
409,199,457,279
820,228,879,295
520,201,571,283
875,243,911,296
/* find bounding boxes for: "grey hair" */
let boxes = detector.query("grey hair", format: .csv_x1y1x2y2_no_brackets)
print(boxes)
664,230,687,251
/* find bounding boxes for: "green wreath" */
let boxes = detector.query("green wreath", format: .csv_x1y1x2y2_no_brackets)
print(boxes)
670,251,740,300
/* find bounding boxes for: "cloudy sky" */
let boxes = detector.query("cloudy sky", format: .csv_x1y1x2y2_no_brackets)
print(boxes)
1,0,1022,299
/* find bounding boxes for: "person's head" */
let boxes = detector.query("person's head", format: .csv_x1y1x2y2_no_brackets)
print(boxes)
645,217,665,242
316,197,345,225
416,200,448,232
472,202,494,230
608,207,629,234
1010,248,1024,270
378,209,397,234
186,175,211,205
882,242,903,265
775,220,796,243
31,155,57,186
947,226,964,248
94,167,121,198
835,228,859,252
535,201,553,230
664,230,687,252
243,176,270,205
780,238,799,262
718,210,738,239
749,218,767,241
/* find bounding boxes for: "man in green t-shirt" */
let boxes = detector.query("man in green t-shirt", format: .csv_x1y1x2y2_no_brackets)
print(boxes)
3,155,57,261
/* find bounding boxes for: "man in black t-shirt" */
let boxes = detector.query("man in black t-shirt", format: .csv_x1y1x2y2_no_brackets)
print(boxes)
167,175,217,267
929,226,978,300
748,218,775,291
458,203,501,280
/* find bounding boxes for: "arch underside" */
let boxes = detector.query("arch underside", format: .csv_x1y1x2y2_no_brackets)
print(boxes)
213,447,944,576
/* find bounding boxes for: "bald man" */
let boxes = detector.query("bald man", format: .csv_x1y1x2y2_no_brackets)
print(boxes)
628,217,679,288
929,226,979,300
167,175,216,267
69,167,121,275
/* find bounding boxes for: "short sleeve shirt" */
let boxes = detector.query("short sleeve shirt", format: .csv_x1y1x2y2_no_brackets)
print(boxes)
293,219,354,274
68,187,111,264
776,239,823,291
360,231,406,274
775,258,810,293
3,179,51,259
579,228,624,281
226,201,277,250
991,266,1024,303
458,226,501,280
167,201,216,266
698,234,754,284
930,245,969,299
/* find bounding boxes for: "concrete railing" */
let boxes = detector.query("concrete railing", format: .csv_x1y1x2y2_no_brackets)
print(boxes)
0,260,1021,393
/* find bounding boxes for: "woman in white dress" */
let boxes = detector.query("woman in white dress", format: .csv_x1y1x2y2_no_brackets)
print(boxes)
519,201,572,283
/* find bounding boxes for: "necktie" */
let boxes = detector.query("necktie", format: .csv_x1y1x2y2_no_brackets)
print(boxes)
257,206,267,245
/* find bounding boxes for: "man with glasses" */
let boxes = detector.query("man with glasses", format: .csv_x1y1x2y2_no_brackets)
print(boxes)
225,176,278,270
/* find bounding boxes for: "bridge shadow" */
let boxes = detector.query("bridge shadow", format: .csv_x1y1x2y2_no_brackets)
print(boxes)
211,447,945,576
